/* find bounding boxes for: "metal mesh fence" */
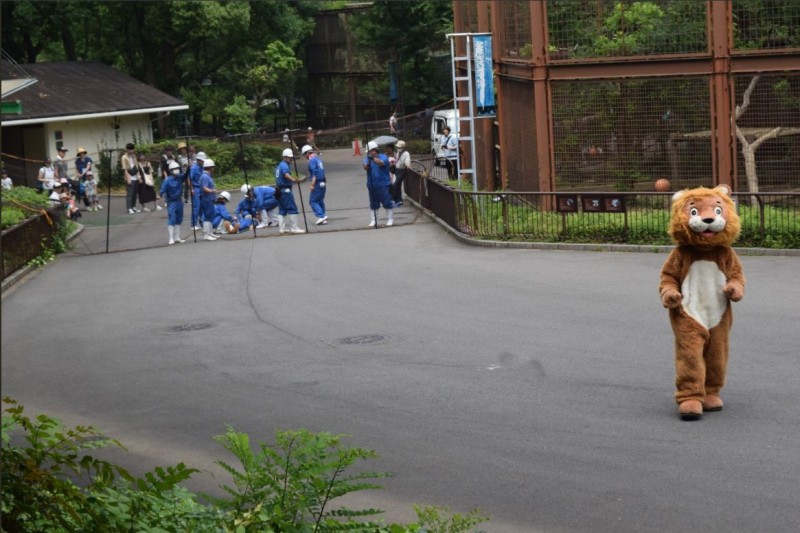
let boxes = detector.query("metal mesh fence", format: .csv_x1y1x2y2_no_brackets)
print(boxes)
546,0,707,59
499,78,537,191
455,1,480,33
498,1,532,60
733,72,800,192
732,0,800,50
551,77,714,192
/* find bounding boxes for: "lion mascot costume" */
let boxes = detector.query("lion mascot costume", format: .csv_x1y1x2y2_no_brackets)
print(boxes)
659,185,745,421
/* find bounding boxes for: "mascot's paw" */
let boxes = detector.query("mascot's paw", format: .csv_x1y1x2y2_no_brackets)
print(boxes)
661,289,682,309
724,281,744,302
702,394,724,412
678,399,703,421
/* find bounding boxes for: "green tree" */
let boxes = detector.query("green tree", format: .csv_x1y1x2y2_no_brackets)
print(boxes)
350,0,453,108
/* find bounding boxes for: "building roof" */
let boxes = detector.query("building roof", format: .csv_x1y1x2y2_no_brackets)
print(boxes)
1,60,187,126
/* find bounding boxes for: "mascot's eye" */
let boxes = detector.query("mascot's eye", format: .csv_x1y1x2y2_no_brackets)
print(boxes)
715,207,722,216
690,208,698,216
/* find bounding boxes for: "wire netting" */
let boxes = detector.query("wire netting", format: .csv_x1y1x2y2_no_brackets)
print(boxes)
499,78,538,191
546,0,708,59
551,77,714,192
498,1,532,60
732,0,800,50
733,73,800,192
455,1,480,33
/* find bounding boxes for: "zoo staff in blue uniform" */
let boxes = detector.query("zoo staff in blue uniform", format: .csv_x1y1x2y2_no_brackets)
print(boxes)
302,144,328,225
212,191,236,233
253,185,279,228
362,141,394,227
237,185,257,219
275,148,305,234
200,158,218,241
160,160,185,245
189,151,206,230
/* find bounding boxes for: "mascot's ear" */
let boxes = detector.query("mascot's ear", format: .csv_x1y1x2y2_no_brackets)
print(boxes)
714,184,732,197
672,190,686,203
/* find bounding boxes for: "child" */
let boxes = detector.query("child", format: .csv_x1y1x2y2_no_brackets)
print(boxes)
84,170,101,211
61,186,82,221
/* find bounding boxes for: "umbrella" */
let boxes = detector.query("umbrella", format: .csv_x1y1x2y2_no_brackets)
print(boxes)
369,135,398,146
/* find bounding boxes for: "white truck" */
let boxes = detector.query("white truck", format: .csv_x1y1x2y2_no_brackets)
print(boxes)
430,109,458,166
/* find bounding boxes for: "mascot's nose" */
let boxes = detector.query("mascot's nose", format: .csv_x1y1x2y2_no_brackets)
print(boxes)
702,217,715,224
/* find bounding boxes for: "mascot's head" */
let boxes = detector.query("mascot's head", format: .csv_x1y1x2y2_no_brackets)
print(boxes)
668,185,740,248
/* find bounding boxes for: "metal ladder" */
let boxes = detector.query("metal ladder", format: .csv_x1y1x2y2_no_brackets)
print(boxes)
447,32,490,192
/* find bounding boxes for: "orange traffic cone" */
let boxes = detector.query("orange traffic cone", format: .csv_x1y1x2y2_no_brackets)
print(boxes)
353,139,362,156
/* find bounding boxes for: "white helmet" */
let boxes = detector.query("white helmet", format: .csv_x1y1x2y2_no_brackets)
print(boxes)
240,184,251,195
282,148,294,158
301,144,314,156
367,141,378,151
168,160,180,171
203,158,215,168
219,191,231,202
196,151,207,160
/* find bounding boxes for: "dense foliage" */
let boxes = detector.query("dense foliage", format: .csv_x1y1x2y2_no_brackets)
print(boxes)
1,398,489,532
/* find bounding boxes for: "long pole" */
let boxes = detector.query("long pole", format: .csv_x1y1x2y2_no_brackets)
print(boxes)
103,149,118,253
236,134,257,237
287,129,309,232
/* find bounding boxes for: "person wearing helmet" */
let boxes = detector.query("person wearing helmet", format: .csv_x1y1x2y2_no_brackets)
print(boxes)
253,185,280,228
275,148,305,234
237,185,257,219
188,151,207,230
212,190,241,234
160,160,186,245
362,141,394,227
200,158,219,241
301,144,327,225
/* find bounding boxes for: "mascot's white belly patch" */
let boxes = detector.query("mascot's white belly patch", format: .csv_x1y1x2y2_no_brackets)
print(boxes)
681,260,728,330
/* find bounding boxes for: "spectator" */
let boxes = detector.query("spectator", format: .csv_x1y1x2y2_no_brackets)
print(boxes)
84,170,101,211
49,179,65,206
74,147,93,182
362,141,394,227
306,127,318,152
37,156,57,193
2,168,13,190
61,186,81,221
121,143,140,214
160,160,186,245
137,154,160,212
392,140,410,206
54,147,69,183
275,148,305,234
159,146,175,180
302,144,327,225
389,111,398,134
200,158,219,241
442,127,459,180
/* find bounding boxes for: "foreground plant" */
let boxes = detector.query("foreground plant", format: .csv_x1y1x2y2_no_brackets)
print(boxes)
2,398,489,532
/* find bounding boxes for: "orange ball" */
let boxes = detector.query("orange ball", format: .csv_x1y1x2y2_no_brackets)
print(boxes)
655,178,671,192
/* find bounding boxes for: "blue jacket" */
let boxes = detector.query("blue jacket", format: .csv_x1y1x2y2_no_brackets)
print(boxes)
275,161,293,189
364,153,391,185
160,175,183,202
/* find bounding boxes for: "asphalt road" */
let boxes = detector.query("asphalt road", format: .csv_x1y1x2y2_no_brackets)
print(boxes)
3,215,799,532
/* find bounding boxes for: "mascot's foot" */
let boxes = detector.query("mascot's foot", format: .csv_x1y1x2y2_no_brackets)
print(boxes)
702,394,724,412
678,400,703,421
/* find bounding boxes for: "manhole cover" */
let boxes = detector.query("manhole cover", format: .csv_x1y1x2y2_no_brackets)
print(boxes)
169,322,214,332
337,334,389,346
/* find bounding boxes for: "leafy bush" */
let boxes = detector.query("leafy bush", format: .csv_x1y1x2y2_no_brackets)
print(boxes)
1,398,489,532
1,186,51,229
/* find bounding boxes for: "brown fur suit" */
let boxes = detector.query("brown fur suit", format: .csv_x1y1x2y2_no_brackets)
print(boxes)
658,185,745,420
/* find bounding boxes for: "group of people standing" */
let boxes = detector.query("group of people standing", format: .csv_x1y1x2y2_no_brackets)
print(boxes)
362,139,410,227
37,147,103,211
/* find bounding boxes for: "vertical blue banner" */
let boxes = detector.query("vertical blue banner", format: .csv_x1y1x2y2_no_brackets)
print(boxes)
473,35,495,117
388,61,398,102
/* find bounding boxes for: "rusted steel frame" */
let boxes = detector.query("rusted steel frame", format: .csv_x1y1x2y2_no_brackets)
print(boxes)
490,1,508,190
531,1,555,201
708,0,736,189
